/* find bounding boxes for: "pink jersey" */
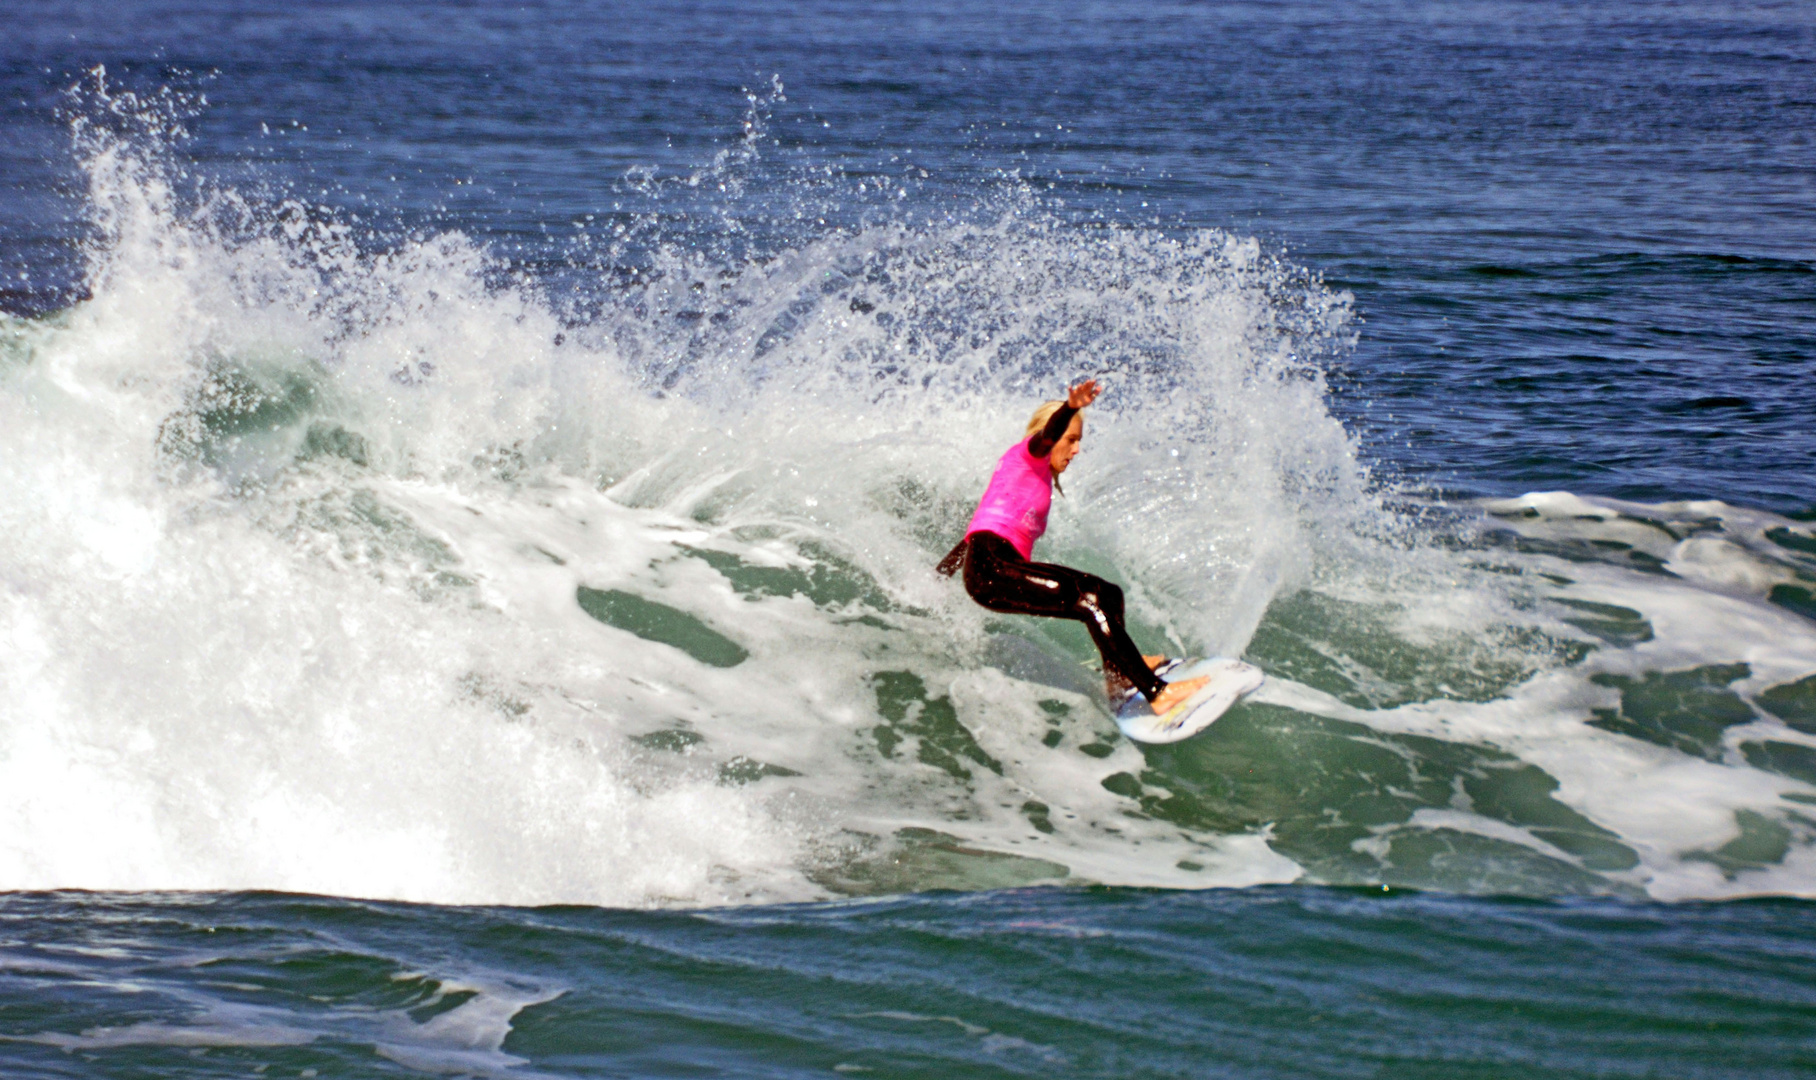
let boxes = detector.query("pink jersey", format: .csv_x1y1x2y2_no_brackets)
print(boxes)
963,439,1054,559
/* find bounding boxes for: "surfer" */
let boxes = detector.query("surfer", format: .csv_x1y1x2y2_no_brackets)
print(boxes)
937,380,1211,714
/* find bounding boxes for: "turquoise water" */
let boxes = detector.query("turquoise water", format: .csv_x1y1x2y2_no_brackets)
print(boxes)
2,0,1815,1074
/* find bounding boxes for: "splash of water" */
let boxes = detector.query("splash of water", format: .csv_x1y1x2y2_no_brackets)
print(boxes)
3,84,1812,905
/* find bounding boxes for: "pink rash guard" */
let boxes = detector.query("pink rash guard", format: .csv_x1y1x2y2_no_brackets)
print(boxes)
963,439,1054,559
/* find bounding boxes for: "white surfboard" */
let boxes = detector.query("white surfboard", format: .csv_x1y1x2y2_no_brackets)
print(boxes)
1114,657,1265,744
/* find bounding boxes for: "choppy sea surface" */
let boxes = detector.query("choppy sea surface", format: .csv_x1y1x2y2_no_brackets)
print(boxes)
2,1,1814,1075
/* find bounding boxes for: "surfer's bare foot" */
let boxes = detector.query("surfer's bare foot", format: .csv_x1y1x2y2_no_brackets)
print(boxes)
1143,654,1168,670
1150,676,1210,714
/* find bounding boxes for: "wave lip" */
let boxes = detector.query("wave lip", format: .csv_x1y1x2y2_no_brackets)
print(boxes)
5,87,1813,906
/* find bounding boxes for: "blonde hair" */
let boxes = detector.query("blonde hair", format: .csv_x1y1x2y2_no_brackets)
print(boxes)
1025,400,1069,439
1024,400,1075,495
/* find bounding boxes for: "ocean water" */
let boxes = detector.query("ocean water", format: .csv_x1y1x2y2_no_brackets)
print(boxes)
2,0,1814,1075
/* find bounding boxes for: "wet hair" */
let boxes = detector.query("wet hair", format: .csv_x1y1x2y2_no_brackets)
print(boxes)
1025,400,1066,439
1023,400,1076,495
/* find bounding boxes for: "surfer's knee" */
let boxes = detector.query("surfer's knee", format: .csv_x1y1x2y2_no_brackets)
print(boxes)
1081,578,1124,623
1097,579,1123,610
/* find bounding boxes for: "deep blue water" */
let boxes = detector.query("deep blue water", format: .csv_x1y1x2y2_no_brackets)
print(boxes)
4,1,1816,1076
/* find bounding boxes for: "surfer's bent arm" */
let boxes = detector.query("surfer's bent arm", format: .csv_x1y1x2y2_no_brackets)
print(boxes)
1028,380,1100,457
1027,404,1078,458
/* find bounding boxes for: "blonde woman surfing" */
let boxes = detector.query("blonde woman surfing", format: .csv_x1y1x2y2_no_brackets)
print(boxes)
937,380,1212,716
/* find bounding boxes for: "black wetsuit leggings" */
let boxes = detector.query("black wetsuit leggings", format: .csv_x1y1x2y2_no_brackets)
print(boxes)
960,531,1165,702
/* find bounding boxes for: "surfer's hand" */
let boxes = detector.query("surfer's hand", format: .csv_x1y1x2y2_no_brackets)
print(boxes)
1066,379,1100,409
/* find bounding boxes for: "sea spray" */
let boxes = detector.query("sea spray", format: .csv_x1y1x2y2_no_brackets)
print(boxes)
3,84,1814,905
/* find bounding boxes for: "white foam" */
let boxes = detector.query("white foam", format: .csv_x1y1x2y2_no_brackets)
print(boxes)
5,102,1812,906
1255,494,1816,897
22,1017,315,1051
372,977,563,1078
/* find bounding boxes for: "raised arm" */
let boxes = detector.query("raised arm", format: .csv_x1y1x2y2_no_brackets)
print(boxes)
1029,379,1100,457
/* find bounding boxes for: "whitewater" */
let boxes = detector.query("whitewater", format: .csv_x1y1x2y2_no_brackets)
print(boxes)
3,83,1814,909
